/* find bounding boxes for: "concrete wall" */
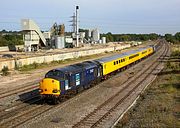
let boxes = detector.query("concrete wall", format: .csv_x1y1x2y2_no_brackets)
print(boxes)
0,45,24,52
0,44,131,71
0,46,9,52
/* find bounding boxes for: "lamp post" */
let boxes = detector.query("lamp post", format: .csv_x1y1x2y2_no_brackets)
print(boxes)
76,6,79,47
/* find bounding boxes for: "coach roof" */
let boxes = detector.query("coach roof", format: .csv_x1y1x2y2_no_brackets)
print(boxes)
95,46,151,63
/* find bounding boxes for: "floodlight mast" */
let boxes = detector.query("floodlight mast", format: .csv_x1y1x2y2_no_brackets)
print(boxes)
76,6,79,47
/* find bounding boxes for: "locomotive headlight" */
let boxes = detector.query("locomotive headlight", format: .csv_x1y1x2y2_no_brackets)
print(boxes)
39,89,43,93
52,89,58,93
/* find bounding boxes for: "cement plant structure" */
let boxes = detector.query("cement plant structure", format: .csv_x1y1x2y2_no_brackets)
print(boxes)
21,19,46,52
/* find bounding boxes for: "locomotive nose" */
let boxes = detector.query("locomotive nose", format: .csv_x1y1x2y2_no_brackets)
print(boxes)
39,78,60,95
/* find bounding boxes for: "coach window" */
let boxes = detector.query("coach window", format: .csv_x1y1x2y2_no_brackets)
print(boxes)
142,51,147,54
119,60,121,63
114,62,116,65
116,61,118,64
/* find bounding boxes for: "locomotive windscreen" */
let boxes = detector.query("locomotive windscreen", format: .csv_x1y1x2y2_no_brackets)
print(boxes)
45,70,65,80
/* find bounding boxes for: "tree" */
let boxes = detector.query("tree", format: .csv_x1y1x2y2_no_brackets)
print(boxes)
149,33,159,40
106,32,114,42
174,32,180,42
101,33,161,43
165,34,176,43
0,30,23,46
120,35,131,41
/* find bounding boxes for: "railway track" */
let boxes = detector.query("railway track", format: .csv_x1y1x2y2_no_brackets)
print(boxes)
0,80,39,99
0,104,53,128
72,42,169,128
0,81,40,116
0,95,41,118
0,82,42,128
0,41,167,128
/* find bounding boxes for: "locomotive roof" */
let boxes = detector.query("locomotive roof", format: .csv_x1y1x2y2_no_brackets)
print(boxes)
81,61,98,69
55,65,82,74
95,46,152,63
55,61,97,74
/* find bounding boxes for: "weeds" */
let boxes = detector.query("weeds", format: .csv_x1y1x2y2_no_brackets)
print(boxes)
171,50,180,57
1,66,9,76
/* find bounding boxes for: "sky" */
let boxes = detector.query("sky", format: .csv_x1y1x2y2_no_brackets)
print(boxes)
0,0,180,35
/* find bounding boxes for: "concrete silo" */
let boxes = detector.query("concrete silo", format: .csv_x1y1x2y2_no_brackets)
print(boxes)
92,28,100,42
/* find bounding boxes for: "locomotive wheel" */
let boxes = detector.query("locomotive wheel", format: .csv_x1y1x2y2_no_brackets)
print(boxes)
40,98,46,105
53,98,58,105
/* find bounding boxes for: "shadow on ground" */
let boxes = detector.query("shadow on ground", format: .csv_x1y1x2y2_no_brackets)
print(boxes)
18,89,42,105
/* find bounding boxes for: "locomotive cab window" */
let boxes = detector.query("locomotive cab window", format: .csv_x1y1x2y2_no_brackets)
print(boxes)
45,70,65,80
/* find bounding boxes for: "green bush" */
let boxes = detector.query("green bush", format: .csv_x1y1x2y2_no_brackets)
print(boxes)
1,66,9,76
19,62,39,71
171,50,180,57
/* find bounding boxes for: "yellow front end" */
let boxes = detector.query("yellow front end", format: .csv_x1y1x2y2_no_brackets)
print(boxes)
148,47,154,55
39,78,61,96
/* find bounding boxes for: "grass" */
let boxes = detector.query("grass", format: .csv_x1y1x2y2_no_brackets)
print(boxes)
116,45,180,128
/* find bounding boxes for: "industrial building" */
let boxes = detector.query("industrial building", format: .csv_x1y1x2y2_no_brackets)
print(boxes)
21,6,106,52
21,19,66,51
21,19,46,51
92,28,100,42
